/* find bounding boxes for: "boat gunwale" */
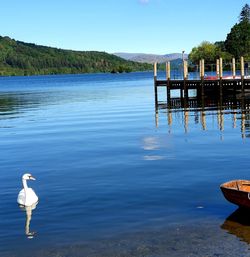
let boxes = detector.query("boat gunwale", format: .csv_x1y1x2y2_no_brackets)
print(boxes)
220,180,250,193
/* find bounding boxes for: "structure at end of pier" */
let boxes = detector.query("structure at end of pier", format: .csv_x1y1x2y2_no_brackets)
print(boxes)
154,57,250,105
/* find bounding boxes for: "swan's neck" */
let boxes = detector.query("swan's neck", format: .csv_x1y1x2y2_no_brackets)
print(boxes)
22,179,29,190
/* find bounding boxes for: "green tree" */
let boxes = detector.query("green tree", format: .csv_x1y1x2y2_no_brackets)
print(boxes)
189,41,230,64
225,4,250,59
224,21,250,58
239,3,250,22
214,41,226,52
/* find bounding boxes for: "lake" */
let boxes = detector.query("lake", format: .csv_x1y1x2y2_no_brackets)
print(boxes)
1,72,250,256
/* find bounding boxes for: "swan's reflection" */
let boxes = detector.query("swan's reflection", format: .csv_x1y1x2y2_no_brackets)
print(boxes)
221,208,250,244
19,202,38,239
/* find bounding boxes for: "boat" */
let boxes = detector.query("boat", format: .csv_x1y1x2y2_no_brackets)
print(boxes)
220,180,250,208
204,75,242,80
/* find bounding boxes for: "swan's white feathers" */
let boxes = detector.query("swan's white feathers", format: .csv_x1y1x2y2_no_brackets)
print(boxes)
17,174,38,207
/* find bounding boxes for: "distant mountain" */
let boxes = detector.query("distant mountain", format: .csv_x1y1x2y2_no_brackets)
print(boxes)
0,36,152,76
114,52,188,64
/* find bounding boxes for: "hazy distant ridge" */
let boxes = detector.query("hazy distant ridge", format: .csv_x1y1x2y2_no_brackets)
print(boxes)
114,52,189,64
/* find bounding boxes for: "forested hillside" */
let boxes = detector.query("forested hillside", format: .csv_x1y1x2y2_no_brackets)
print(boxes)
0,36,152,76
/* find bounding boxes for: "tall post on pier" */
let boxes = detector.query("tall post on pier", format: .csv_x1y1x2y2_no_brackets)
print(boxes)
232,58,236,79
241,56,245,78
219,57,223,98
241,56,245,93
184,60,188,79
216,59,220,79
166,61,171,101
166,61,171,80
199,59,205,99
219,57,223,79
180,51,185,100
232,57,236,94
183,60,188,98
199,60,202,78
200,59,205,79
154,62,158,106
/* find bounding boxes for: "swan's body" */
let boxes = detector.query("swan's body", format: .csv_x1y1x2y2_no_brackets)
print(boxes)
17,173,38,207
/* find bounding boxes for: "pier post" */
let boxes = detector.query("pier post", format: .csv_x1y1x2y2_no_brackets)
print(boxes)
219,57,223,98
166,61,171,80
200,59,205,79
241,56,245,93
184,60,188,80
166,62,171,101
200,59,205,99
232,58,237,94
154,62,158,106
241,56,245,78
232,58,236,79
216,59,220,79
219,57,223,79
199,60,202,78
184,60,188,99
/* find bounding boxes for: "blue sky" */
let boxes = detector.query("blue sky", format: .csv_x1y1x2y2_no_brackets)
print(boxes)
1,0,249,54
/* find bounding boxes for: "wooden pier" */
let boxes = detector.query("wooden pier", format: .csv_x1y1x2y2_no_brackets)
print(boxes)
154,57,250,105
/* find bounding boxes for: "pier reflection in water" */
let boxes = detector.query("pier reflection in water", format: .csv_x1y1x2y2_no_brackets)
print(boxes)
155,95,250,139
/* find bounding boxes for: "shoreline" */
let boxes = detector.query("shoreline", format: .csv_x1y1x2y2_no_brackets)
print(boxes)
3,217,249,257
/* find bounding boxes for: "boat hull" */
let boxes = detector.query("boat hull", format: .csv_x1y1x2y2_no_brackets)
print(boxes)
220,180,250,209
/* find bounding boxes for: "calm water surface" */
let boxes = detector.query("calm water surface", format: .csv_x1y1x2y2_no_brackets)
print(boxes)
1,72,250,256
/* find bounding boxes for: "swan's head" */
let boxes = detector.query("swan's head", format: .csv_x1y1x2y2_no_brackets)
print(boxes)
22,173,36,181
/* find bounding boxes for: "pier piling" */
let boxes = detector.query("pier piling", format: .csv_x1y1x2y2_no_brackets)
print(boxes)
154,62,158,106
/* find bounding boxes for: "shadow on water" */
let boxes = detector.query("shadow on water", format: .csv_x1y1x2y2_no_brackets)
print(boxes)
155,91,250,138
0,95,21,113
0,94,33,119
221,208,250,244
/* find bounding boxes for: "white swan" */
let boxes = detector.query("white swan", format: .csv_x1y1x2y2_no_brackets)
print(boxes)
17,173,38,206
